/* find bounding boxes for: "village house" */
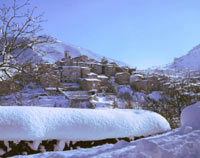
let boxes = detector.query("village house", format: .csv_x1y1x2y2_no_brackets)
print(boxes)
61,66,81,83
97,75,109,92
115,72,130,85
103,64,116,77
81,67,91,78
61,90,93,108
90,63,103,74
80,78,101,91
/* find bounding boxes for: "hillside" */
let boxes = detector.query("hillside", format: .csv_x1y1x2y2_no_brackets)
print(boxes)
14,40,129,67
168,44,200,71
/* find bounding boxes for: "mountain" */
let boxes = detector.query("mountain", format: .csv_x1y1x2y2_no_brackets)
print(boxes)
0,39,128,67
168,44,200,71
34,40,129,66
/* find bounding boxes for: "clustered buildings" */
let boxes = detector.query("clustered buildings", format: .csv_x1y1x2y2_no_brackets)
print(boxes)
39,51,135,107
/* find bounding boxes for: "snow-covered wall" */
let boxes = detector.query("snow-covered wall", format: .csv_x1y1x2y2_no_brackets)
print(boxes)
11,102,200,158
0,106,170,141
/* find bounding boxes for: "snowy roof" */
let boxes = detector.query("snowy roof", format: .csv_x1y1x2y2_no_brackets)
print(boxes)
61,91,88,96
87,72,97,76
98,75,108,79
85,78,101,82
131,74,143,78
65,95,91,100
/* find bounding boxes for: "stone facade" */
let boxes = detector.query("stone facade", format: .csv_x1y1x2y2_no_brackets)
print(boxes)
80,78,101,91
73,61,89,67
104,65,116,77
98,75,108,86
91,63,102,74
98,75,109,91
115,72,130,85
73,55,88,62
61,91,92,108
40,73,60,88
61,66,81,83
81,67,90,78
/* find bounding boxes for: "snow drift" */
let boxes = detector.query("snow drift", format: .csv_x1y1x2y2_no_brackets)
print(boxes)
11,102,200,158
181,101,200,130
0,106,170,141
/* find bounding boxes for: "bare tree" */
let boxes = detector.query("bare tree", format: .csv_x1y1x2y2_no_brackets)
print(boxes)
0,0,55,92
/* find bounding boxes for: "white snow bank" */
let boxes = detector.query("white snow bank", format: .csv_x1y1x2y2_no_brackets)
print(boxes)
12,103,200,158
0,106,170,141
181,101,200,130
12,129,200,158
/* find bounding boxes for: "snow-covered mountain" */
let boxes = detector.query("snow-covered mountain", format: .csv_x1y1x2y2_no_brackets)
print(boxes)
25,40,128,66
168,44,200,71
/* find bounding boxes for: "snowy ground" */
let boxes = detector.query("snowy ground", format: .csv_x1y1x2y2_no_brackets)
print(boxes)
12,128,200,158
10,101,200,158
0,84,68,107
0,83,148,109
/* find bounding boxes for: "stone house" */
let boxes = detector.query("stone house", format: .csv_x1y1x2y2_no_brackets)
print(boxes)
115,72,130,85
73,55,89,62
61,91,92,108
121,66,130,73
81,67,90,78
98,75,109,92
80,78,101,91
103,64,116,77
91,63,103,74
61,66,81,83
98,75,108,86
40,73,60,88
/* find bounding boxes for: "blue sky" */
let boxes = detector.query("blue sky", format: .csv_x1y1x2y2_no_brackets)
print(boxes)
2,0,200,69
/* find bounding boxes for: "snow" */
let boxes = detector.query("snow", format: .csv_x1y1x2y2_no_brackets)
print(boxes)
85,78,101,82
11,102,200,158
0,87,68,107
117,85,133,99
168,44,200,71
148,91,163,101
130,74,144,82
25,40,129,67
12,129,200,158
90,95,116,108
87,72,97,76
181,101,200,130
0,106,170,141
97,75,108,79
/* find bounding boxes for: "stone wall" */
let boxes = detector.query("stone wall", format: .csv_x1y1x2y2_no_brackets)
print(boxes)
80,78,101,91
115,72,130,85
81,67,90,78
91,63,102,74
61,66,81,83
104,65,116,77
